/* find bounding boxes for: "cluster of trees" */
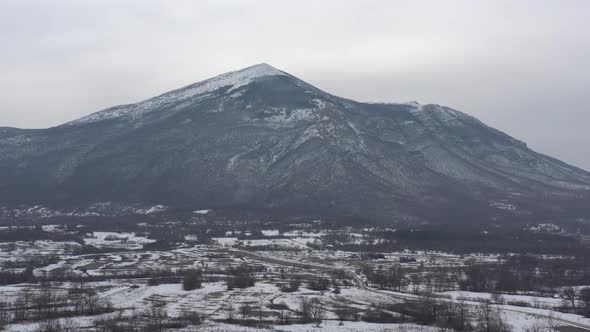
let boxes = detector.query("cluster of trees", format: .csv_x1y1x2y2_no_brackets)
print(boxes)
327,225,590,255
0,266,189,287
2,254,61,270
226,266,257,290
1,282,113,327
182,269,202,291
92,303,202,332
0,266,35,285
391,293,472,329
307,277,330,291
219,294,327,326
363,265,457,293
363,265,407,291
278,273,343,294
36,318,80,332
299,297,325,326
461,255,590,293
0,227,83,244
279,278,301,293
362,253,590,299
388,293,555,332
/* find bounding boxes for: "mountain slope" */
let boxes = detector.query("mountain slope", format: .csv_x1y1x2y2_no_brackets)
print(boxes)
1,64,589,223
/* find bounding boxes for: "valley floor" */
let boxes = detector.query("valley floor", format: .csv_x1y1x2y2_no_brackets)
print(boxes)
1,221,589,332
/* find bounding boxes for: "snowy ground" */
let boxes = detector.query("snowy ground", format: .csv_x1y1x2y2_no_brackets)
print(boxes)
84,231,156,249
276,321,442,332
0,224,588,332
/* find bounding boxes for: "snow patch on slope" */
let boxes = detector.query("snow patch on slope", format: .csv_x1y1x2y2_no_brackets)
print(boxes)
263,108,316,127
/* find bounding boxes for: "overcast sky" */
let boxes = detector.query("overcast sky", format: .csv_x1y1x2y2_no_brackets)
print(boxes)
1,0,589,170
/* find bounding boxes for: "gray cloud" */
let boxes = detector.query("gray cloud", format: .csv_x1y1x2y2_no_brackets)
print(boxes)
0,0,589,170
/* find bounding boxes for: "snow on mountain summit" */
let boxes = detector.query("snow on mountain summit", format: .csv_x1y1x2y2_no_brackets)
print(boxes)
68,63,286,126
180,63,286,97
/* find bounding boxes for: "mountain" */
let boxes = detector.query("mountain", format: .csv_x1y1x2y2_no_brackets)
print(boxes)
1,63,589,223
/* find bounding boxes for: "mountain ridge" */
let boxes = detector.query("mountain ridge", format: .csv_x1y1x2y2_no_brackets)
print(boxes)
1,63,589,223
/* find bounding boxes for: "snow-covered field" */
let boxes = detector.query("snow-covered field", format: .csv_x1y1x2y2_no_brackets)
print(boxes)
84,231,156,249
1,222,589,332
277,321,441,332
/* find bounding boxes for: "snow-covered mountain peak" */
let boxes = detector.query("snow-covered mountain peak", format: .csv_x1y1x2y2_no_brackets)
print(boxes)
68,63,287,126
404,101,421,107
235,63,285,77
191,63,286,93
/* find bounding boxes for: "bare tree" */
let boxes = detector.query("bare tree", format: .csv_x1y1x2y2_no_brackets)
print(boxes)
145,301,167,332
299,297,312,322
13,291,29,322
545,312,560,332
335,306,357,322
416,292,439,323
457,297,470,331
61,318,80,332
578,287,590,317
225,300,235,322
258,296,264,322
37,320,62,332
475,302,512,332
526,316,545,332
491,293,505,305
239,304,251,319
273,301,289,325
560,287,577,312
0,301,9,329
309,299,325,327
35,282,54,318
